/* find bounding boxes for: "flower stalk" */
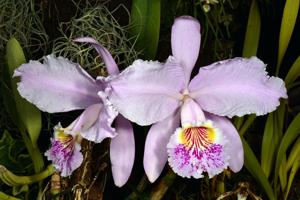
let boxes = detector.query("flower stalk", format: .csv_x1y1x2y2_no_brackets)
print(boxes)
0,164,55,186
149,169,176,200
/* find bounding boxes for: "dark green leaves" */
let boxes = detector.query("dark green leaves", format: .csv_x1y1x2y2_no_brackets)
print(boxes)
243,0,261,57
130,0,161,60
5,38,42,147
276,0,299,75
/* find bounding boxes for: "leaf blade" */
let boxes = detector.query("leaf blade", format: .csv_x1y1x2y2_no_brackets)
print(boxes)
276,0,299,75
130,0,161,60
242,138,276,200
284,56,300,87
275,112,300,191
5,38,42,147
243,0,261,57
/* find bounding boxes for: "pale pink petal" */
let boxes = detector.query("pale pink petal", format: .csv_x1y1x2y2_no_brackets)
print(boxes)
144,110,180,182
171,16,201,82
70,104,102,132
110,115,135,187
189,57,287,117
80,101,118,143
108,57,185,125
180,98,205,126
74,37,119,75
13,55,101,113
205,113,244,172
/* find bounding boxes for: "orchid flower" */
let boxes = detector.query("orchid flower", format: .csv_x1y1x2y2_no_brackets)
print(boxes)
107,16,287,182
13,38,135,186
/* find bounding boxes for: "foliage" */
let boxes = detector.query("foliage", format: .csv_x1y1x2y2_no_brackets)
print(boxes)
130,0,161,60
0,0,299,199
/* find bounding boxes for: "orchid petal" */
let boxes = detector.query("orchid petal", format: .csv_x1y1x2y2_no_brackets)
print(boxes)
13,55,101,113
70,104,102,132
108,57,185,125
180,98,205,125
205,113,244,172
74,37,119,75
110,115,135,187
144,110,180,182
171,16,201,82
189,57,287,117
80,99,118,143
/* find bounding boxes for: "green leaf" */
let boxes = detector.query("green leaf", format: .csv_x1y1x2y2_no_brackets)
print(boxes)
284,56,300,87
242,0,261,57
12,185,29,196
242,138,275,200
276,0,299,75
261,113,275,178
5,38,42,147
0,191,21,200
261,103,285,178
238,115,256,136
286,136,300,171
275,112,300,192
284,155,300,200
130,0,161,60
233,116,244,131
0,79,23,132
279,156,287,191
0,130,32,174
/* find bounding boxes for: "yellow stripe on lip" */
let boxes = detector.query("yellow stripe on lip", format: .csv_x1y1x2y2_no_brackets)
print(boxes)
178,125,217,150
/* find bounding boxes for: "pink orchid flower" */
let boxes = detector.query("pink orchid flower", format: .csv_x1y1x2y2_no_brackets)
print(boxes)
14,38,135,186
107,16,287,182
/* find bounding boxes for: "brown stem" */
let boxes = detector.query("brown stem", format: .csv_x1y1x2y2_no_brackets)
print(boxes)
126,175,149,200
149,169,176,200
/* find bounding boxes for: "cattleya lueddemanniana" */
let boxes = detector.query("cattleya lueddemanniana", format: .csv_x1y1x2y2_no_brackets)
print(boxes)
13,37,135,187
14,15,287,186
107,16,287,182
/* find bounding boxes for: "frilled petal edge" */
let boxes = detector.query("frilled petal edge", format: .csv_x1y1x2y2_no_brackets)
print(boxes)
14,55,101,113
189,57,287,117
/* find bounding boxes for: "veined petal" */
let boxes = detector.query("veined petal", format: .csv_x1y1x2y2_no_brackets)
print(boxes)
189,57,287,117
14,55,101,113
70,104,102,132
167,120,229,178
205,113,244,172
74,37,119,75
45,124,83,177
110,115,135,187
181,98,205,126
108,57,185,125
144,110,180,182
80,98,118,143
171,16,201,82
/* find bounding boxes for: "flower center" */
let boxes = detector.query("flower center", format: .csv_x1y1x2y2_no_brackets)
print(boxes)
167,121,229,178
180,126,215,151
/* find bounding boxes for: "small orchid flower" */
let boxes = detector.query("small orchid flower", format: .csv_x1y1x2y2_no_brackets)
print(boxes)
14,38,135,186
107,16,287,182
44,123,83,177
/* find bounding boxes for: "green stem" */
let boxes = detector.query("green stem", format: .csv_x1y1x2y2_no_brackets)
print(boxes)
20,130,45,197
0,165,55,186
216,173,226,195
0,191,21,200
